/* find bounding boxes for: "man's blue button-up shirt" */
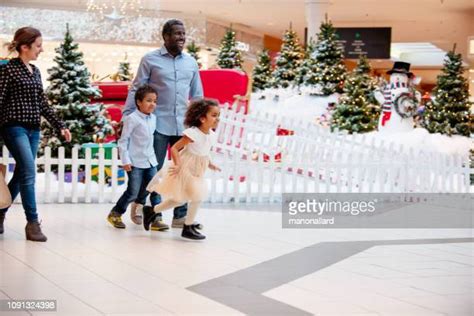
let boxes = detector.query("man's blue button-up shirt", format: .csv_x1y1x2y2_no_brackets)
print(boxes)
123,46,203,136
118,110,158,168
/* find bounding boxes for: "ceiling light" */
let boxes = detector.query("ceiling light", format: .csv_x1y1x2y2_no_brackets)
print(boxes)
86,0,145,20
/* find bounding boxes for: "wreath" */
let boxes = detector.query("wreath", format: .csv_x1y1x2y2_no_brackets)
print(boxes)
393,90,419,118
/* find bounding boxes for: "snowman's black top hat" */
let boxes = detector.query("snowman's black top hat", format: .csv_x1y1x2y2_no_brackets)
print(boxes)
386,61,413,77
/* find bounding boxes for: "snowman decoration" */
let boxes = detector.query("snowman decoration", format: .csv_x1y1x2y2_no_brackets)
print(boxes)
374,61,421,133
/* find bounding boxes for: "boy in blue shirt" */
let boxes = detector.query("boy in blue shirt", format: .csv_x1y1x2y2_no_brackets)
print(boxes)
107,85,168,230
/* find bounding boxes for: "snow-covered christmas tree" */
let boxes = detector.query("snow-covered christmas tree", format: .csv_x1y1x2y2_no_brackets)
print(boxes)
41,24,113,157
272,24,304,88
252,49,273,92
330,54,379,133
46,25,101,105
295,38,316,86
423,46,473,137
216,27,243,70
302,18,346,95
186,40,202,68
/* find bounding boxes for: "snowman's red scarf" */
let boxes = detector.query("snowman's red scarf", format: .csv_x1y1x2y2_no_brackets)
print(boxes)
381,86,392,126
381,83,417,126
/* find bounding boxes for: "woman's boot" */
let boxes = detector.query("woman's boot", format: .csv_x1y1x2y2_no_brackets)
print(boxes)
0,212,5,234
25,221,47,242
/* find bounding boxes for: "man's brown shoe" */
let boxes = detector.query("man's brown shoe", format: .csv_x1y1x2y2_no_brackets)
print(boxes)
130,203,143,225
150,218,170,231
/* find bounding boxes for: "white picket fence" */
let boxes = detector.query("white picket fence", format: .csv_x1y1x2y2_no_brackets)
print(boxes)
209,106,471,203
1,105,472,204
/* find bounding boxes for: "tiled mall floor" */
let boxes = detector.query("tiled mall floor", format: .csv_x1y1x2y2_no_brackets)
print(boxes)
0,204,472,316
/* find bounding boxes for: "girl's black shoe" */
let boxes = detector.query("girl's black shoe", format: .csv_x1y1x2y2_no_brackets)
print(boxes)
182,224,206,240
142,206,157,231
191,222,203,230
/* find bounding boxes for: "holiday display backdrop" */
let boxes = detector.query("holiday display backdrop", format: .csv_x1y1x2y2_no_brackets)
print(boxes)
186,40,202,68
301,19,346,95
252,49,272,92
272,25,304,89
423,47,473,137
41,24,114,159
216,28,243,70
331,54,379,133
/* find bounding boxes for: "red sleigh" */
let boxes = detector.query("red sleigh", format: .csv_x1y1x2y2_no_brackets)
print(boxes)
93,69,251,182
93,69,250,142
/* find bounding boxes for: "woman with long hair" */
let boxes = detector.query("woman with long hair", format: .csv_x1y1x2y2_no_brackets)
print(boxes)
0,27,71,241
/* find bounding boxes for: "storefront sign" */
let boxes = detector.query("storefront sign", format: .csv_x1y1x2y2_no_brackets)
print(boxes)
335,27,391,59
236,41,250,52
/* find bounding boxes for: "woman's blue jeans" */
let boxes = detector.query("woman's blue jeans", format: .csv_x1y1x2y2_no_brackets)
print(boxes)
0,126,40,222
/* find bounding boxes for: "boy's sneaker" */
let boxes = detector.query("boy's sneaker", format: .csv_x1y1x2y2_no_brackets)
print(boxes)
107,211,126,229
130,202,143,225
150,218,170,231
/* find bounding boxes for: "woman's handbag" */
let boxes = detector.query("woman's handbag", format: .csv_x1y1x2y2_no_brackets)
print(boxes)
0,168,12,209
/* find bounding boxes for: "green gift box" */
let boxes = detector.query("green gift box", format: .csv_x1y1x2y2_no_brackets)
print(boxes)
81,143,118,182
81,143,117,160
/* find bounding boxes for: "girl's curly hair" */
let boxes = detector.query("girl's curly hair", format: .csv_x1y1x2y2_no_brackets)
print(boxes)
184,98,219,127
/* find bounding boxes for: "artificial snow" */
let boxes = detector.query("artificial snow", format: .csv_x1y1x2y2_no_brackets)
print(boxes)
250,88,339,120
360,128,471,158
249,90,471,157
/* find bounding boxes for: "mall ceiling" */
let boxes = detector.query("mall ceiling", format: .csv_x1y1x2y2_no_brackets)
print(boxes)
3,0,474,59
3,0,472,36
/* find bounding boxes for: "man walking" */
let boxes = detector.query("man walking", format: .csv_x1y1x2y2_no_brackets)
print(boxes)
123,19,203,230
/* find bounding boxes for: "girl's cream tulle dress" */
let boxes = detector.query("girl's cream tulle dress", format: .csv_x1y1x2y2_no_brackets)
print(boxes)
147,127,216,202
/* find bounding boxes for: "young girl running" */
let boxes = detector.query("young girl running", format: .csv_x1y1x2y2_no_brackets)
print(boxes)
143,98,221,240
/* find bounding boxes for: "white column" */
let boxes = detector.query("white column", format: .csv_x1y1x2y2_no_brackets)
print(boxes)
305,0,332,43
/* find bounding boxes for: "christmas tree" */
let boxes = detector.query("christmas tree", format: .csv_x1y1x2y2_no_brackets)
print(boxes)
272,25,304,88
295,38,316,86
216,28,243,70
41,24,113,157
252,49,273,92
46,24,101,105
423,46,473,137
186,41,202,68
302,19,346,95
116,53,133,81
330,54,379,133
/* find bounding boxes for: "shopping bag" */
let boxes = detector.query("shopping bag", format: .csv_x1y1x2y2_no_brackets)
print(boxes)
0,168,12,209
